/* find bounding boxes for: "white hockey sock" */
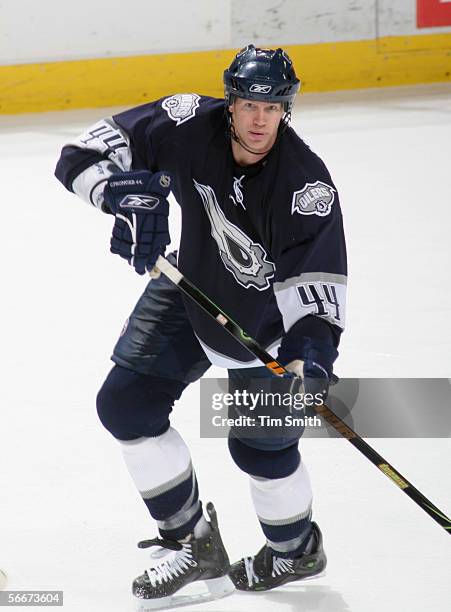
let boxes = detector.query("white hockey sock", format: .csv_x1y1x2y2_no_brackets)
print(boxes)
119,427,203,537
120,427,192,493
250,461,312,522
249,460,313,554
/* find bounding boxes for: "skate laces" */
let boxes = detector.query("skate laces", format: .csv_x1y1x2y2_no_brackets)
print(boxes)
244,556,261,587
138,538,198,587
244,550,294,587
271,556,294,577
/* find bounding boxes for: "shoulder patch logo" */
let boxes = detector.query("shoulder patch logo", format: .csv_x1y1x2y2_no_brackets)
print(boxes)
162,93,201,126
291,181,336,217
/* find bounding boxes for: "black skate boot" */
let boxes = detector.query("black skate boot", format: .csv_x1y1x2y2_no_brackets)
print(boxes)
133,502,235,610
229,522,326,592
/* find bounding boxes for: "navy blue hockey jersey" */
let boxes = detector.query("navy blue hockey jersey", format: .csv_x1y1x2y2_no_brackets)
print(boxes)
55,94,347,367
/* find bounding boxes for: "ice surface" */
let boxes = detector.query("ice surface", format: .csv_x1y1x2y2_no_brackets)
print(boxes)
0,83,450,611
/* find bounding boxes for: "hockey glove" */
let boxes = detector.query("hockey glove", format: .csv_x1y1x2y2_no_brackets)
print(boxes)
277,336,338,402
104,170,172,275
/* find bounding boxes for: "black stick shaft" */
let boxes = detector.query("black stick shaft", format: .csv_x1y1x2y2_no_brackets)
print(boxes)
154,256,451,535
314,403,451,532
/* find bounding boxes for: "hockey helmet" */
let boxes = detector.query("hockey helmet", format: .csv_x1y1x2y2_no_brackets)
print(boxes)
223,45,300,112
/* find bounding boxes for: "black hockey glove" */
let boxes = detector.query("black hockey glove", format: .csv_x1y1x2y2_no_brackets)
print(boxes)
277,335,338,402
104,170,172,275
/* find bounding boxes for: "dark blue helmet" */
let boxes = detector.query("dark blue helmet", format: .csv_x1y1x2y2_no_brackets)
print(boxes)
223,45,301,112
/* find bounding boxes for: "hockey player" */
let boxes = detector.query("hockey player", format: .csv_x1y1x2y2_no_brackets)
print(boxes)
55,45,347,608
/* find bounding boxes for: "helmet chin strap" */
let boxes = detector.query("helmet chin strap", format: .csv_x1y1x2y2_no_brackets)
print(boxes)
230,121,272,157
227,111,292,159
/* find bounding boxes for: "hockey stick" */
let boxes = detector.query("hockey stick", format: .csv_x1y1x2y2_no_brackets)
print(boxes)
154,256,451,535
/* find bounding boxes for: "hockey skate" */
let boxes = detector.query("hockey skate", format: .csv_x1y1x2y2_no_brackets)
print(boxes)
133,502,235,610
229,522,326,592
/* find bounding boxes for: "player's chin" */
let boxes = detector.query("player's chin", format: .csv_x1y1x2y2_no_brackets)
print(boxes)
244,135,271,152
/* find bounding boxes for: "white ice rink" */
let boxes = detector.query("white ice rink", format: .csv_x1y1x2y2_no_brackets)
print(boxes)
1,83,450,611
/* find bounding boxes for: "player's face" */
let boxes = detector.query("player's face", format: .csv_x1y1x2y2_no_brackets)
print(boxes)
229,98,284,156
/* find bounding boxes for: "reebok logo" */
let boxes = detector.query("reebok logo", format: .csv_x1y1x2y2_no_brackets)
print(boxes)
249,84,272,94
118,194,160,210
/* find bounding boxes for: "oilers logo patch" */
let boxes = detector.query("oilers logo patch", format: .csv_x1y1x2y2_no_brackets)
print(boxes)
162,94,201,126
291,181,335,217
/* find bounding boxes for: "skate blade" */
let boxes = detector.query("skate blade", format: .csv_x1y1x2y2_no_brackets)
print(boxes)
134,575,235,611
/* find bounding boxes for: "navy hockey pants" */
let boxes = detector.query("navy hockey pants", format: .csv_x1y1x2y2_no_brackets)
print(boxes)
96,252,301,479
